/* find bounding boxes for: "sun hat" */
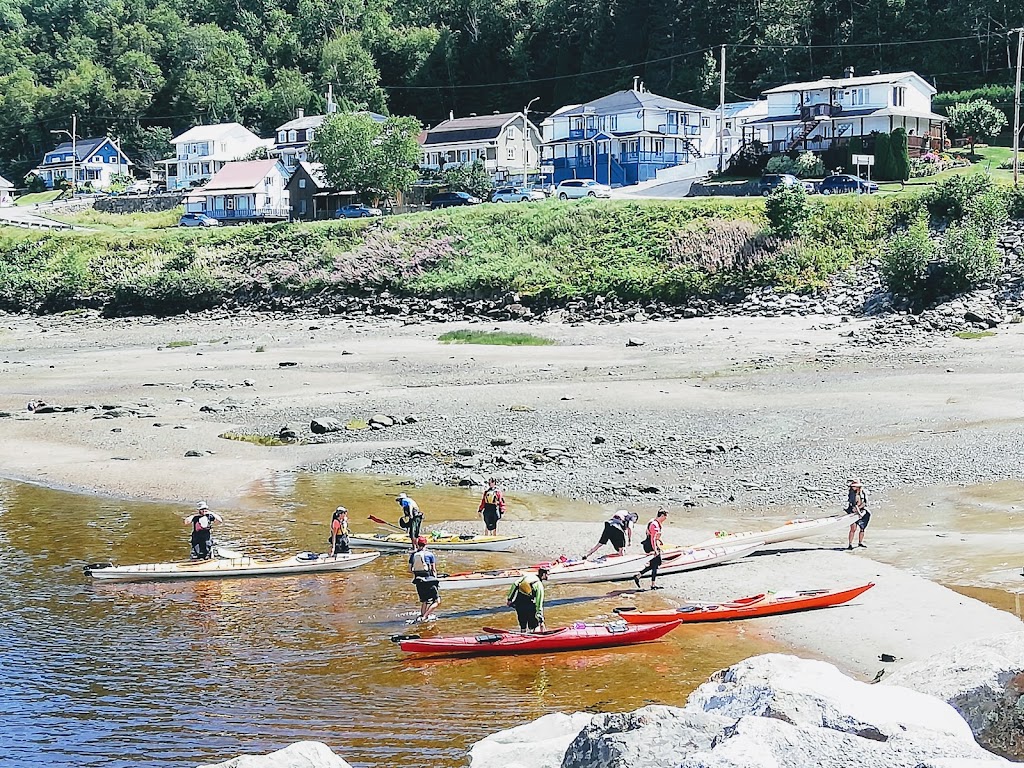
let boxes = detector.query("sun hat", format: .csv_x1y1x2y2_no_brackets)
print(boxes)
335,506,348,513
196,501,209,510
396,493,408,501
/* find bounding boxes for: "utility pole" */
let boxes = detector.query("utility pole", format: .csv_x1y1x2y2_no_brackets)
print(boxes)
1013,27,1023,187
523,97,539,188
51,113,78,196
718,45,726,174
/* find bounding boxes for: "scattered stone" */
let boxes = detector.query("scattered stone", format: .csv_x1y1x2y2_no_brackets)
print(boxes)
638,485,663,494
626,337,646,347
408,447,431,457
509,405,535,412
242,379,256,387
278,426,298,441
457,447,478,456
184,450,203,457
592,435,607,444
490,436,513,447
192,379,228,390
199,404,222,413
454,457,480,469
173,425,188,430
458,473,486,487
341,456,373,471
110,428,121,433
368,414,395,428
560,395,575,401
310,417,344,434
278,361,298,367
404,415,419,424
196,741,353,768
175,397,194,404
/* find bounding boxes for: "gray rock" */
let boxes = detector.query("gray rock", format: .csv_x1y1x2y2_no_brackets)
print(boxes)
242,379,256,387
341,456,373,471
459,473,486,487
278,361,298,367
199,404,222,413
197,740,352,768
491,436,514,447
191,378,228,390
278,426,298,441
184,450,203,457
455,457,480,469
408,447,431,457
310,417,344,434
457,447,478,456
368,414,395,427
404,415,419,424
626,337,645,347
592,435,607,444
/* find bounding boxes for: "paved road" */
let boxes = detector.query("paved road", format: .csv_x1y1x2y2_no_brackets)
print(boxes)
0,205,73,230
610,178,696,199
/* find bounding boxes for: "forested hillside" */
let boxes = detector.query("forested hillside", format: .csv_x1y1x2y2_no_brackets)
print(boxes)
0,0,1020,180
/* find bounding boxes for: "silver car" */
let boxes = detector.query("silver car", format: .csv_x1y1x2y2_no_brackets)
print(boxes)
491,186,546,203
555,179,612,200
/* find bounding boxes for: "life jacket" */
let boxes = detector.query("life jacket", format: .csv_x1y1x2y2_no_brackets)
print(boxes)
332,518,349,536
193,514,211,533
514,573,541,597
483,489,499,506
411,549,432,573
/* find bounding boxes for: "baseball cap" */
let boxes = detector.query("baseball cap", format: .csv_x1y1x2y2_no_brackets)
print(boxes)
416,536,428,545
196,501,208,510
396,493,408,501
335,506,348,513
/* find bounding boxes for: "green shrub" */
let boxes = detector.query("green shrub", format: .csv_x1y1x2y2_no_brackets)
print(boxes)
873,132,894,180
765,156,799,176
1005,186,1024,220
108,267,225,315
765,185,811,238
879,211,934,301
940,221,1000,292
924,173,994,220
890,129,910,182
794,151,823,178
965,187,1008,238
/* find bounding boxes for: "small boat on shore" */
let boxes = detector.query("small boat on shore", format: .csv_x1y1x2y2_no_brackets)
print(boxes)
349,532,523,552
397,620,681,655
616,583,875,624
654,542,761,576
438,552,653,591
84,550,381,582
688,512,860,550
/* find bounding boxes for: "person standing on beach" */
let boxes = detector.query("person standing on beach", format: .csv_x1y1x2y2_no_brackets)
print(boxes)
184,502,223,560
409,536,440,623
329,506,351,556
506,567,548,632
634,508,668,590
846,479,870,550
583,510,637,559
478,478,506,535
396,493,423,547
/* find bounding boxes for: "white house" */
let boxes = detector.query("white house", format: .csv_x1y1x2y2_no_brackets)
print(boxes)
30,137,134,191
746,68,946,156
186,159,291,222
273,109,387,170
419,112,542,183
541,80,717,186
0,174,13,206
721,101,769,157
161,123,268,190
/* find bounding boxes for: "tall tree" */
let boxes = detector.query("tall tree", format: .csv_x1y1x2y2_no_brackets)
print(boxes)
946,99,1008,156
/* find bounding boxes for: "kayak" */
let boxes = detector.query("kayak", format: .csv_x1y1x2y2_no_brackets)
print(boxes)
84,550,381,582
689,513,861,549
349,532,523,552
438,552,653,591
617,583,875,624
654,542,761,576
399,620,681,655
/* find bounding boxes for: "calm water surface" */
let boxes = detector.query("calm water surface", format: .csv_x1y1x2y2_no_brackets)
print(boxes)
0,474,780,768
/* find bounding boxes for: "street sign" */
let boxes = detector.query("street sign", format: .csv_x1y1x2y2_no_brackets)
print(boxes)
540,164,555,174
851,154,875,165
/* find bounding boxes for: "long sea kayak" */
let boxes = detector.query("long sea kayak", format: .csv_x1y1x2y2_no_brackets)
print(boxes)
438,552,652,591
399,620,681,655
617,583,874,624
688,513,861,550
655,542,760,576
85,550,381,582
349,532,522,552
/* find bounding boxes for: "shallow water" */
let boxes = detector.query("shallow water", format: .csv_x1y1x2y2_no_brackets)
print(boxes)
0,475,780,768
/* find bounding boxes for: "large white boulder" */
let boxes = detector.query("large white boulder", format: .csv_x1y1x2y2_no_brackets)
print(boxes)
469,711,593,768
196,741,352,768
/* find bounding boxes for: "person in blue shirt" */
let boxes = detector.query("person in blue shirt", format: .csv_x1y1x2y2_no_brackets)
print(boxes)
408,536,439,623
396,493,423,547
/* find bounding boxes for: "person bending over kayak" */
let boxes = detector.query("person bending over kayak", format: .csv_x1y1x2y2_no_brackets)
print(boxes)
507,567,549,632
183,501,223,560
634,508,668,590
409,536,440,623
329,506,351,556
582,510,637,559
396,493,423,547
478,478,506,535
846,479,870,550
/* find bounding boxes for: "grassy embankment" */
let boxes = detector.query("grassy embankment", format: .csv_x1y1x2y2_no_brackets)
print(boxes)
0,187,998,316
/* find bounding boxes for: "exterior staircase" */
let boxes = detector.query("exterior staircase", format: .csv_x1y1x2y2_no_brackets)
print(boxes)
787,119,821,152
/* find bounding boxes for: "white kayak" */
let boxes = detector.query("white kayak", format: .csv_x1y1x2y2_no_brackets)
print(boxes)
689,513,861,550
85,550,381,582
349,532,523,552
655,542,761,575
438,552,653,591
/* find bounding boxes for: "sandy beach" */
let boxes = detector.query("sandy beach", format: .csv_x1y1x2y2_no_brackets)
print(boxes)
1,308,1022,679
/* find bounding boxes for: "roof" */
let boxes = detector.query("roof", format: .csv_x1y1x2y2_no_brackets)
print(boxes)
0,174,13,189
296,161,329,188
557,89,713,118
277,111,388,132
722,101,768,119
763,71,935,96
746,107,882,125
200,159,283,193
47,137,116,161
423,113,522,146
172,122,258,145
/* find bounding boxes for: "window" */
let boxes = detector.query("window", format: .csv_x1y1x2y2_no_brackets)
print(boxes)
653,139,664,154
459,150,469,162
586,116,595,129
892,86,906,107
298,178,306,189
850,88,868,106
288,130,298,142
609,115,617,131
507,147,515,160
701,116,710,128
667,112,678,126
506,126,515,139
572,118,584,131
278,131,286,143
307,129,315,142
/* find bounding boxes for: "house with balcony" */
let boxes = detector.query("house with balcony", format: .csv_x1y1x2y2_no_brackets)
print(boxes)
0,174,13,206
160,123,268,190
744,68,946,157
273,109,387,170
419,113,542,182
30,137,133,191
185,159,290,222
721,101,769,157
540,82,717,187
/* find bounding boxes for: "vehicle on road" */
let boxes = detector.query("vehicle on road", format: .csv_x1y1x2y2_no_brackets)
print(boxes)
335,204,383,218
491,186,546,203
178,212,220,227
555,179,612,200
430,191,482,209
817,174,878,194
754,173,806,196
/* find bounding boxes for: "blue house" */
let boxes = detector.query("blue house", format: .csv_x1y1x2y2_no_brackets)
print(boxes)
540,81,718,187
31,137,134,191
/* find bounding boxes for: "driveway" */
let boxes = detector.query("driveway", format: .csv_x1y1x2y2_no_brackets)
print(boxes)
0,206,73,230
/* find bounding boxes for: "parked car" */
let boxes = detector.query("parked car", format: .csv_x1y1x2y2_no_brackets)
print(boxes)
178,212,220,227
555,179,612,200
754,173,804,196
127,180,159,195
817,174,878,195
429,191,482,209
335,204,383,218
491,186,546,203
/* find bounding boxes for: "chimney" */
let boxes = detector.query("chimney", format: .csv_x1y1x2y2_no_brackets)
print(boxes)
632,76,640,92
296,107,304,118
639,81,645,93
469,112,477,117
326,84,337,114
843,66,855,79
493,110,500,114
870,69,881,76
449,110,454,121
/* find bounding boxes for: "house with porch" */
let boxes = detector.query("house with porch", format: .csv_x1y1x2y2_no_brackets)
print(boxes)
721,101,769,157
419,113,542,183
286,161,355,220
0,174,13,206
744,68,946,157
185,159,290,222
540,81,717,187
161,123,268,191
30,137,133,191
273,109,387,171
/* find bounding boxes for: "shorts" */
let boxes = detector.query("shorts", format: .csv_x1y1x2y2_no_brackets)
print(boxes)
414,577,439,603
598,522,626,551
854,511,871,531
482,508,501,530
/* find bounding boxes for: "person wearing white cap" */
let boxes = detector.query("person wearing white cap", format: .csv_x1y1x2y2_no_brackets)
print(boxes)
329,506,351,556
846,479,870,550
396,493,423,546
183,501,224,560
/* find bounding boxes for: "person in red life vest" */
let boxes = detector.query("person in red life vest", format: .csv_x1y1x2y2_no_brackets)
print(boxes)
329,506,351,556
183,501,224,560
478,477,506,535
634,508,668,590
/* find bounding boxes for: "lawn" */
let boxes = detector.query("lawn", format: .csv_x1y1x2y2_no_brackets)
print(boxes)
15,191,62,206
438,329,556,346
50,206,182,231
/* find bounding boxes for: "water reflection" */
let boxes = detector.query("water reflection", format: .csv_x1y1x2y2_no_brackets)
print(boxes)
0,476,779,768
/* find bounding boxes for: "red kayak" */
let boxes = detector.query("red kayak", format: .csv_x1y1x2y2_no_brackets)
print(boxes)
398,620,681,655
617,583,874,624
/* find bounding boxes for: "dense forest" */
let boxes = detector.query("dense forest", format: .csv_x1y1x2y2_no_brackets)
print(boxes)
0,0,1021,180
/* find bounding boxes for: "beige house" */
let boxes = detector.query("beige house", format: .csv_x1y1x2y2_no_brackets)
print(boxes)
419,112,542,183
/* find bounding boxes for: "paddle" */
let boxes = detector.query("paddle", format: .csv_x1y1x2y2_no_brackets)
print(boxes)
391,633,420,642
368,514,405,534
612,606,638,614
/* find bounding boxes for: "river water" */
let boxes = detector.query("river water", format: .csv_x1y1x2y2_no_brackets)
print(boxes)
0,474,780,768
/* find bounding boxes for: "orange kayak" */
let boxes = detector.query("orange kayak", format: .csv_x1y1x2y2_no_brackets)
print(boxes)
616,583,874,624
